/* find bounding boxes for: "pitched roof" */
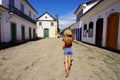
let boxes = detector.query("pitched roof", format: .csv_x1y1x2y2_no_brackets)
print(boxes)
74,0,101,14
37,11,56,20
85,0,99,4
80,0,103,18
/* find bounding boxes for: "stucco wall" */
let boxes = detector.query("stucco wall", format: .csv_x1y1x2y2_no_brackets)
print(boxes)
37,13,57,38
1,11,10,42
38,14,54,20
0,0,37,42
1,0,9,8
81,1,120,50
14,0,37,20
0,0,2,5
37,21,56,38
82,19,96,44
1,11,36,42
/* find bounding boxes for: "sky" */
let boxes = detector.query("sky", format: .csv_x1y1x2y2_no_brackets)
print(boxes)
28,0,88,30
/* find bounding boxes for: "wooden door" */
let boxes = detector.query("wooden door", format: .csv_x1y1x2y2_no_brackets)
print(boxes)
44,28,49,38
11,23,16,42
95,18,103,46
106,13,119,49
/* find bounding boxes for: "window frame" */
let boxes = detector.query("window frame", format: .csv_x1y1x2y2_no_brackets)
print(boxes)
29,10,31,17
51,22,54,26
21,3,24,13
83,24,87,37
88,22,94,37
39,22,42,26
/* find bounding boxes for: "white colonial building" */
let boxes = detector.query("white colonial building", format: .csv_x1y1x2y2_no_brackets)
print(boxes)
75,0,120,51
74,0,100,41
0,0,37,43
37,12,58,38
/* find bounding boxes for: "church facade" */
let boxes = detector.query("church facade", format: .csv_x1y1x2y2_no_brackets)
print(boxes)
37,12,58,38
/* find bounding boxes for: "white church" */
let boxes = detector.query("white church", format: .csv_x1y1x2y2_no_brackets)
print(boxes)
37,12,59,38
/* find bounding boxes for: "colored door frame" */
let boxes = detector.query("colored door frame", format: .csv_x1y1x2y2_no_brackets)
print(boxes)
106,13,119,49
11,23,16,42
44,28,49,38
21,26,25,40
95,18,103,46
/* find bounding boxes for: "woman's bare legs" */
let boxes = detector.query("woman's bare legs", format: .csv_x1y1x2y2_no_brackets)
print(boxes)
68,56,72,70
64,55,72,77
64,56,69,77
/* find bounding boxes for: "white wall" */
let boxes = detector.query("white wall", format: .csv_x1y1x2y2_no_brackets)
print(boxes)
0,0,37,43
1,0,9,8
81,2,120,50
0,0,2,5
38,13,54,20
22,0,37,20
1,11,10,42
99,2,120,48
75,0,100,41
37,21,56,38
82,19,96,44
37,13,57,38
13,15,36,40
1,10,36,42
79,20,83,28
14,0,37,20
75,21,79,29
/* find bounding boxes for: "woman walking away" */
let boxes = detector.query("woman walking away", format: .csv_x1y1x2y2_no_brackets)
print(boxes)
62,29,74,78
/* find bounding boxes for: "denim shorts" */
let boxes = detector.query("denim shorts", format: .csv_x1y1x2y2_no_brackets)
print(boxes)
64,47,72,56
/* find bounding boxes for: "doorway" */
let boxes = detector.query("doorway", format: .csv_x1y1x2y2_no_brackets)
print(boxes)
44,28,49,38
106,13,119,49
95,18,103,46
11,23,17,42
21,25,25,40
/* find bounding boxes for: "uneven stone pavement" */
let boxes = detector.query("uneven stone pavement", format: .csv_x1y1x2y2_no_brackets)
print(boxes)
0,38,120,80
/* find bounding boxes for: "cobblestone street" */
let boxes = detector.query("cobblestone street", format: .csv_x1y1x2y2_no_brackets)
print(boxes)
0,38,120,80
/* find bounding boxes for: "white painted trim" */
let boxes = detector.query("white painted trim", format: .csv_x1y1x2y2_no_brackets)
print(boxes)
118,13,120,50
0,0,2,5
